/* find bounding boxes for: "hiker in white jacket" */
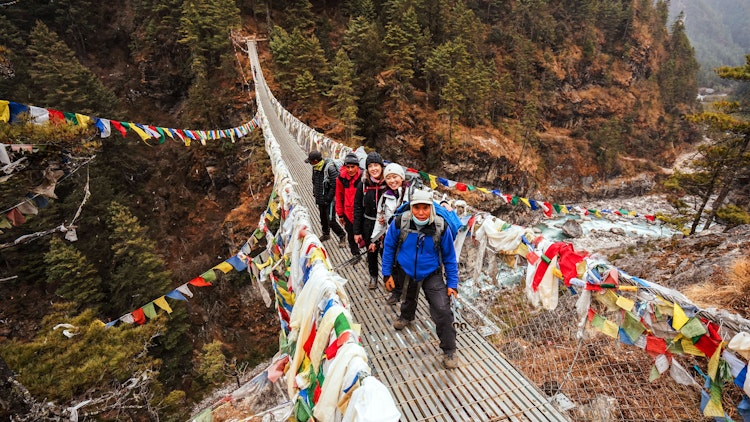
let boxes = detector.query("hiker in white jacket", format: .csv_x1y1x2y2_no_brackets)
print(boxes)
372,163,410,304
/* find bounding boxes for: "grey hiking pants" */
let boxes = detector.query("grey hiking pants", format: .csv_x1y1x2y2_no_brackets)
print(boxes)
399,269,456,354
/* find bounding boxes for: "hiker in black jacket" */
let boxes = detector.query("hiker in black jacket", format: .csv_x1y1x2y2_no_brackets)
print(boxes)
306,150,346,246
354,151,387,289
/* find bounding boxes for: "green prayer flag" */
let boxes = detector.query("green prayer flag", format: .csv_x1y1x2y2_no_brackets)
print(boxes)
63,112,78,125
467,185,475,191
333,312,351,336
553,203,561,213
679,317,707,338
143,302,157,319
418,171,430,182
591,314,605,329
155,127,166,144
667,339,684,355
622,311,646,342
201,269,217,283
511,196,519,205
648,365,660,382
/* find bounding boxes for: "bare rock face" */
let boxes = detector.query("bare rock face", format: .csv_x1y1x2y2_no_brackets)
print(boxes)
561,219,583,238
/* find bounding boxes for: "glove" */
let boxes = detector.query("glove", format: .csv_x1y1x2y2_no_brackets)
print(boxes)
385,276,395,291
447,288,458,298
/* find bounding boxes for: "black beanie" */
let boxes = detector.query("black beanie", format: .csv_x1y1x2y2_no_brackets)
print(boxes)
365,151,384,167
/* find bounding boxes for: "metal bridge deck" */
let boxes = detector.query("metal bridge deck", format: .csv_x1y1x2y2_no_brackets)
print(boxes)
249,41,568,422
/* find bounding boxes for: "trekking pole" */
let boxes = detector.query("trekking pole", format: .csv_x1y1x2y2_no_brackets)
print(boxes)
332,249,366,271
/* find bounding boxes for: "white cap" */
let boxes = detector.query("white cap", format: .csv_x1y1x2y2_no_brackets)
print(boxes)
410,188,433,206
383,163,405,180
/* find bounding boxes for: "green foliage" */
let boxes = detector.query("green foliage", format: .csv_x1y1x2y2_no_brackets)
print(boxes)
716,204,750,227
328,49,362,143
197,340,227,385
0,304,163,404
179,0,241,77
107,201,172,316
26,21,119,115
44,237,105,312
269,27,329,104
658,15,699,112
0,16,31,100
587,119,625,177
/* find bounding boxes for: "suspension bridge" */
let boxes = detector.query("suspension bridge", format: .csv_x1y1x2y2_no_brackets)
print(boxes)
245,39,569,421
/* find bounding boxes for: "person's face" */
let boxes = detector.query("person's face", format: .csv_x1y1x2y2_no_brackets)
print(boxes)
367,163,383,179
385,173,403,190
345,163,359,177
412,203,431,221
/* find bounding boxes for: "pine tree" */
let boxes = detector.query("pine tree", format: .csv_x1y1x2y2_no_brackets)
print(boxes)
0,304,164,410
666,55,750,233
26,21,119,115
659,13,700,112
105,201,191,386
107,201,172,315
328,49,362,143
44,237,105,312
179,0,242,77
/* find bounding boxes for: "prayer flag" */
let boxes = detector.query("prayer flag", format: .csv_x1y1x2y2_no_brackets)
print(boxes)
143,302,157,319
154,296,173,313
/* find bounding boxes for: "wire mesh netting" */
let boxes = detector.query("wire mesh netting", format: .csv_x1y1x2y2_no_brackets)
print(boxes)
459,255,746,421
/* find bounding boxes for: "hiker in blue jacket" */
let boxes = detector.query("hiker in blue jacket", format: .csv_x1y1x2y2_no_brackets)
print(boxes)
381,188,459,369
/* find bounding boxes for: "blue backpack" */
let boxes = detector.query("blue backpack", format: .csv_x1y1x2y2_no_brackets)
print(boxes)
393,201,463,241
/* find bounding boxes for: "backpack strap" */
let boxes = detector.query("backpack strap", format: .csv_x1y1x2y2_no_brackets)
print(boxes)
395,211,445,262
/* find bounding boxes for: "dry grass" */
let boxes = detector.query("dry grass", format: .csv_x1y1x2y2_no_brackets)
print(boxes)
684,257,750,316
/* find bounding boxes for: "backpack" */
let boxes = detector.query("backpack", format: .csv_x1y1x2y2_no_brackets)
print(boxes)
393,200,462,241
323,159,342,187
393,209,447,261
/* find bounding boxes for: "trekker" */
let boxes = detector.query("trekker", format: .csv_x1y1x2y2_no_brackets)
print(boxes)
381,188,460,370
305,150,346,247
371,163,410,303
354,151,386,290
335,152,363,260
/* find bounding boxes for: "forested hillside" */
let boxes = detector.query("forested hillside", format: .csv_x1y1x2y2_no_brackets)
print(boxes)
668,0,750,88
1,0,705,419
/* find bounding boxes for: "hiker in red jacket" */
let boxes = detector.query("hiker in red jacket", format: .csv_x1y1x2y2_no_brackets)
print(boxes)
335,153,363,260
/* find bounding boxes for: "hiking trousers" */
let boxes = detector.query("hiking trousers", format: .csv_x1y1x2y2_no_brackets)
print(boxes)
399,270,456,354
318,202,345,239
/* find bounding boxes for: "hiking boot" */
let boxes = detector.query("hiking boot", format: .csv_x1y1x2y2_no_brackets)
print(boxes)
443,352,459,370
338,237,347,248
386,294,399,306
393,318,411,330
368,276,378,290
320,233,331,242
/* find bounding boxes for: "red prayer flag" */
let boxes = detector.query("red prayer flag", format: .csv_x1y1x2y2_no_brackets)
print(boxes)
6,208,26,226
132,308,146,325
543,202,553,217
645,215,655,222
456,182,467,191
110,120,127,137
694,334,719,357
645,335,667,355
303,322,317,356
48,108,65,122
189,276,212,287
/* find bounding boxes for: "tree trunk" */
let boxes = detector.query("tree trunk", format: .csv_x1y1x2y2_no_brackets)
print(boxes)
702,135,750,230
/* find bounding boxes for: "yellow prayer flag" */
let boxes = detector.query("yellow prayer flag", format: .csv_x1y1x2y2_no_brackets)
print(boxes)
708,346,722,381
308,249,328,267
129,123,152,141
153,296,173,314
681,338,706,357
703,397,724,418
428,174,438,189
560,205,569,214
477,187,490,194
672,302,689,330
576,260,587,278
615,295,635,312
602,320,619,338
75,113,92,128
164,128,174,139
552,268,563,279
0,100,9,123
213,261,234,273
520,197,531,208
